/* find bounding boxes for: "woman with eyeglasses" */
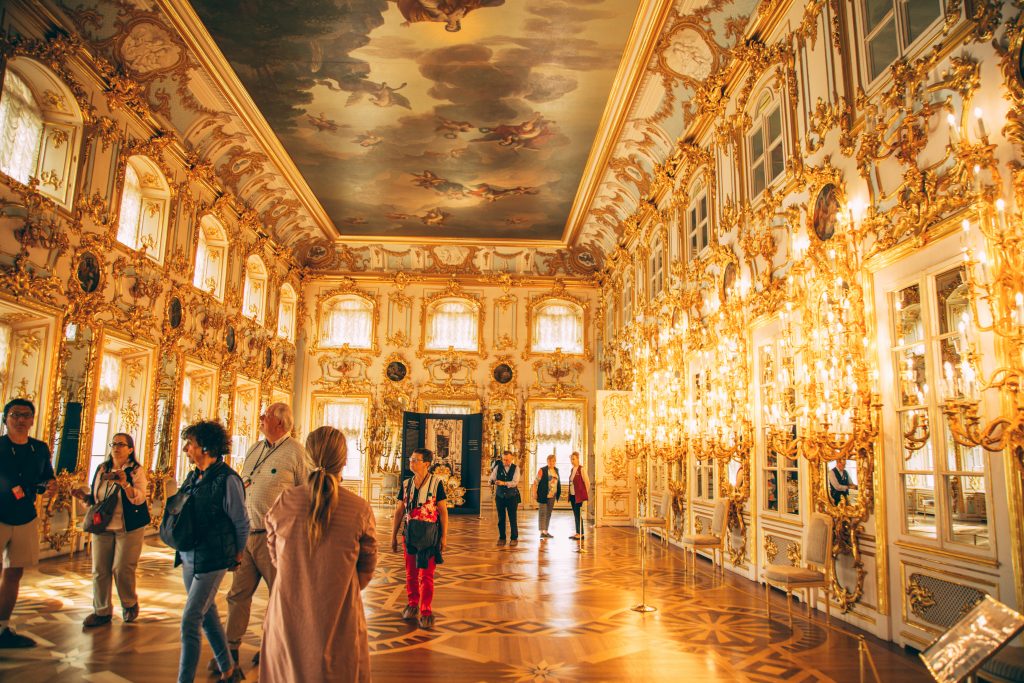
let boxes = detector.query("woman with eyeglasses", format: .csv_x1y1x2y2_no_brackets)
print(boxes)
72,433,150,627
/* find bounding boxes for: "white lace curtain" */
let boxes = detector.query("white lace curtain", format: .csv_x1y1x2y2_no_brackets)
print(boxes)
321,298,372,348
533,407,580,473
193,231,211,290
117,163,143,248
0,71,43,184
98,353,121,415
243,260,267,322
533,302,583,353
323,401,366,480
427,300,477,351
277,287,296,341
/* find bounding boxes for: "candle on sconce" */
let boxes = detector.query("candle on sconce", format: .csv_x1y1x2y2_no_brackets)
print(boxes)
947,112,960,144
974,107,987,138
1016,292,1024,327
996,198,1007,232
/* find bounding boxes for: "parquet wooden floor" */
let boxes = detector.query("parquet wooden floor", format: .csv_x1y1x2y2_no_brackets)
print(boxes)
1,508,931,682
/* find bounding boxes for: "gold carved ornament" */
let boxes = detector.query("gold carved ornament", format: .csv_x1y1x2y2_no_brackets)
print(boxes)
40,471,85,552
906,574,937,619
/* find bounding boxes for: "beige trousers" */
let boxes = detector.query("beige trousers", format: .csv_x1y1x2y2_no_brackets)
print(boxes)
91,527,145,615
225,532,276,648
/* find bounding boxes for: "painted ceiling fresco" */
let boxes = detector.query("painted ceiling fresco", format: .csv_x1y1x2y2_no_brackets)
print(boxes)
189,0,639,242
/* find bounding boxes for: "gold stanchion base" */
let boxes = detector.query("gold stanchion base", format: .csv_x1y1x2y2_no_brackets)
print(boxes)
631,604,657,613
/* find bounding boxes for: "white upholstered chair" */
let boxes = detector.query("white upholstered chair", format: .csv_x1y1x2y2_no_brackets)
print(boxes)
639,492,672,547
680,498,729,573
764,512,834,629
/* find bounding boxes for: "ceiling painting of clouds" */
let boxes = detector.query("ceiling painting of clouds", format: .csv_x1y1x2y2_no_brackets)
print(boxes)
190,0,639,241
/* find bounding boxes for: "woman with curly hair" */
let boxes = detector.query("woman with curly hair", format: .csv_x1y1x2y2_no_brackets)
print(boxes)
259,426,377,682
175,420,249,683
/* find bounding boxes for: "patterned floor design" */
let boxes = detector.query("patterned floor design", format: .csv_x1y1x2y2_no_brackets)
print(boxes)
1,508,931,682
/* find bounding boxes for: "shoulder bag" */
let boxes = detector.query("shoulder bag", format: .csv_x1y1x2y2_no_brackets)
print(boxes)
83,487,119,534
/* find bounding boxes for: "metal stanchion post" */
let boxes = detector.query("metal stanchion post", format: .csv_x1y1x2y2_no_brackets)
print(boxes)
632,526,656,613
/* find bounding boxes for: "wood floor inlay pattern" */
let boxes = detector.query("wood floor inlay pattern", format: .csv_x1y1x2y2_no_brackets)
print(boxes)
3,509,930,682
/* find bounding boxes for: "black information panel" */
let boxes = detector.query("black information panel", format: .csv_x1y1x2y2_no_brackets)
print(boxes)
401,411,482,515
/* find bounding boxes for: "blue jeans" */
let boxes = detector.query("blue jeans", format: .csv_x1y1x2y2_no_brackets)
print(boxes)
178,562,231,682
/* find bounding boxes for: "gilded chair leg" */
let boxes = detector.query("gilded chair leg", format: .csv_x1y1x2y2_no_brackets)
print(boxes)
786,589,793,630
765,581,771,621
825,585,831,624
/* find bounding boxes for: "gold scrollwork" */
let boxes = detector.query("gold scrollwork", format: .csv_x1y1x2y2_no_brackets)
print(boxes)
906,574,937,618
40,471,84,552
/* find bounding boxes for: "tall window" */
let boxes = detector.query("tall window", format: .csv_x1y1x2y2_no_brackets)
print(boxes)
890,265,989,549
320,295,373,348
649,242,664,299
758,340,799,515
532,301,583,354
0,70,42,185
749,98,785,198
532,406,580,476
862,0,943,82
687,190,709,261
193,215,228,301
0,59,82,207
116,157,169,262
242,255,268,323
277,283,297,342
425,299,478,351
692,370,716,501
323,401,367,481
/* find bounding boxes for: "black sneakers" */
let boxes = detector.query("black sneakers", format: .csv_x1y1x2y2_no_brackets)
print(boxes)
418,613,435,629
401,604,420,620
0,626,36,648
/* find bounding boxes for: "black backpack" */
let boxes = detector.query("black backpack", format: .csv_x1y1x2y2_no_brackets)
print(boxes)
159,489,197,551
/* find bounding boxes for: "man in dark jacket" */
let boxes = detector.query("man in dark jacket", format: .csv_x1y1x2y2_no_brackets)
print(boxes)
0,399,55,648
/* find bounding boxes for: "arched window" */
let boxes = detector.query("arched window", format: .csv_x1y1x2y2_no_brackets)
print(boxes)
277,283,297,342
749,92,785,198
0,58,83,207
193,215,228,301
320,295,373,349
116,156,170,262
242,255,268,323
425,298,478,351
532,300,584,354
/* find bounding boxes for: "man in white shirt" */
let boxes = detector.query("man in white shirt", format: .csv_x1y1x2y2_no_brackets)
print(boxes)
827,459,857,506
219,403,307,670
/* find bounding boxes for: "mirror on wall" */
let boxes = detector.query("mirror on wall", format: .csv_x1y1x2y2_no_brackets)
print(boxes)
176,359,219,481
232,374,260,471
52,320,95,473
86,333,156,480
152,350,179,472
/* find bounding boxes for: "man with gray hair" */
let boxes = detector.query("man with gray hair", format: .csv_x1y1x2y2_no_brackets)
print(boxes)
216,402,307,671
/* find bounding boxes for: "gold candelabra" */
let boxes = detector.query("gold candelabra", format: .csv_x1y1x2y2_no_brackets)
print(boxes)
360,395,401,474
945,198,1024,472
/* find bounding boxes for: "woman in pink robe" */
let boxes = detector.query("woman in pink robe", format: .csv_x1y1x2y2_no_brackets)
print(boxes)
260,427,378,682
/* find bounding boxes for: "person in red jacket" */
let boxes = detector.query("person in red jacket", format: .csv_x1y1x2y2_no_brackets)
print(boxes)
568,451,589,540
